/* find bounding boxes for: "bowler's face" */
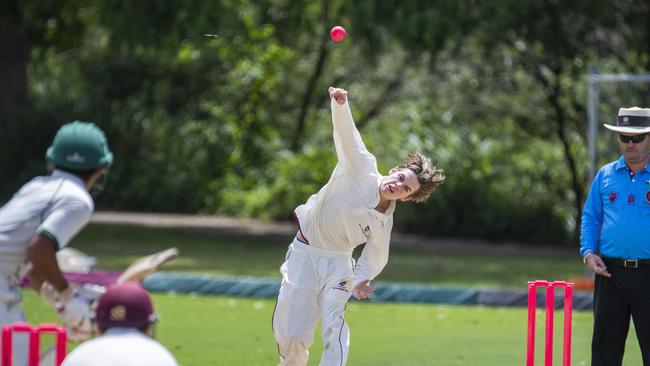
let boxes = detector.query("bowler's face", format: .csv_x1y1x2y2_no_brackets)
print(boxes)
379,168,420,201
619,133,650,165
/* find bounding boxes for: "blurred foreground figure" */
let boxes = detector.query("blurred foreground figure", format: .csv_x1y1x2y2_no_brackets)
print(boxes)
0,121,112,364
580,107,650,366
272,87,445,366
62,283,178,366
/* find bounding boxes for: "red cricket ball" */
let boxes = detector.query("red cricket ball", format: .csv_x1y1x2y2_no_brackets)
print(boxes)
330,26,346,42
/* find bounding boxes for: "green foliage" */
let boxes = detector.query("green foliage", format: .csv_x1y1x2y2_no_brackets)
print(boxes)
214,147,336,219
2,0,647,245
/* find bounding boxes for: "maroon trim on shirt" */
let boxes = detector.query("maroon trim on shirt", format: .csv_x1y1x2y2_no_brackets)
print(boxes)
292,210,310,244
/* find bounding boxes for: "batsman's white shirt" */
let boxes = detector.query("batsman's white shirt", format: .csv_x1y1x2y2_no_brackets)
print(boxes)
61,328,179,366
0,169,93,263
293,99,395,289
0,169,93,366
0,169,93,301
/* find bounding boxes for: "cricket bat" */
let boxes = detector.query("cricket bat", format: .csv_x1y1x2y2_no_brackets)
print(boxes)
116,247,179,284
39,247,180,363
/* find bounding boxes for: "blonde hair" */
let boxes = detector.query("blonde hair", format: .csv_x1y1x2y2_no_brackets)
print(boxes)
399,153,445,203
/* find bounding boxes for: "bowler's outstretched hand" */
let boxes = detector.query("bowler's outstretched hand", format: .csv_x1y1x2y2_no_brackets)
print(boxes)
352,279,376,300
328,87,348,105
585,253,612,278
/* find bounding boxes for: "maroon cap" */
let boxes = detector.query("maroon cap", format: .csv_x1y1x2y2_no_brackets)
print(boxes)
95,283,155,331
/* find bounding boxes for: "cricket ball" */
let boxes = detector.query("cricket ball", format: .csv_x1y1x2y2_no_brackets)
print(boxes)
330,26,346,43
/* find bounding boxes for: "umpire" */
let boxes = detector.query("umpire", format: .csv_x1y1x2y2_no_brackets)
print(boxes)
580,106,650,366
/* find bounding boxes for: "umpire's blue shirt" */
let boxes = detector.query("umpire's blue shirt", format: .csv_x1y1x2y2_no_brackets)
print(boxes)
580,155,650,259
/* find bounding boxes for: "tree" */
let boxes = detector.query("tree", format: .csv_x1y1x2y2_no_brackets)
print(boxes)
468,0,649,239
0,0,28,195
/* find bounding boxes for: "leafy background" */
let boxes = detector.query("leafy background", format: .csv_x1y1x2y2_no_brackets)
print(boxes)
1,0,649,246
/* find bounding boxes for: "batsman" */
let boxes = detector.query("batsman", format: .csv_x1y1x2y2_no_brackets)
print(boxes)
0,121,113,364
272,87,445,366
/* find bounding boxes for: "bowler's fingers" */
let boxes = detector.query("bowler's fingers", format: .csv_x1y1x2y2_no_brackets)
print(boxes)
365,280,377,293
357,290,372,300
360,280,376,299
328,87,347,105
365,286,376,298
352,279,373,300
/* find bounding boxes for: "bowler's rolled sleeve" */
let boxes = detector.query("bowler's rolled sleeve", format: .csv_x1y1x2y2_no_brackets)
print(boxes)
580,171,604,257
351,236,389,289
331,100,376,175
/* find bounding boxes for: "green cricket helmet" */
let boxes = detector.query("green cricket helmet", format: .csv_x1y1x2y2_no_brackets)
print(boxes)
46,121,113,171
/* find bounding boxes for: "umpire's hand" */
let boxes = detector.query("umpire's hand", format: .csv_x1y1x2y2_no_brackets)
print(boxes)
585,253,612,278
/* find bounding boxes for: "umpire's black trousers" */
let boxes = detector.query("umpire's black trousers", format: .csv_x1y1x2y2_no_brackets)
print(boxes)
592,262,650,366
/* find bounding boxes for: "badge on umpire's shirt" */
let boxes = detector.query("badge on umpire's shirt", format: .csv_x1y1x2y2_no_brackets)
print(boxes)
609,192,617,203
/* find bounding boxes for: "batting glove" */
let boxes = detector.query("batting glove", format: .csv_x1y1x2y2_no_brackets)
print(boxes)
56,287,93,342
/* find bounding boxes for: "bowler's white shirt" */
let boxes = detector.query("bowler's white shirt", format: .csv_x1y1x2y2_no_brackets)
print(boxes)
62,328,178,366
294,99,395,288
0,170,93,264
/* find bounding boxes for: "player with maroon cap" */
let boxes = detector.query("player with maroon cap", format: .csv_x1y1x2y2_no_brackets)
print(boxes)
62,283,178,366
94,282,156,333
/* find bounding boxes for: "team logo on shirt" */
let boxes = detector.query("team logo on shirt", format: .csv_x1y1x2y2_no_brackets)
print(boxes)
359,224,371,239
609,192,617,203
333,281,349,292
628,194,635,205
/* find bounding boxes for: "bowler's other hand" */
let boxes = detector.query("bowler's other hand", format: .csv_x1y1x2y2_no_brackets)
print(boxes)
328,87,348,105
352,279,376,300
585,253,612,278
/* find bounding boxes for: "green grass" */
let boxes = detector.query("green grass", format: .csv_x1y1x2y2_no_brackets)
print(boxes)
18,223,642,365
74,224,585,289
23,292,644,366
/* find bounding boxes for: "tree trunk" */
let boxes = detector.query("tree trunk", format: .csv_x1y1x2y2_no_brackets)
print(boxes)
532,66,585,239
547,71,584,240
355,55,410,130
290,0,330,152
0,0,28,199
524,59,585,242
0,0,27,120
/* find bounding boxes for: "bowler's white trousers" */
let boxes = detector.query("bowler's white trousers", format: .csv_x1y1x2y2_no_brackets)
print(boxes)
273,238,355,366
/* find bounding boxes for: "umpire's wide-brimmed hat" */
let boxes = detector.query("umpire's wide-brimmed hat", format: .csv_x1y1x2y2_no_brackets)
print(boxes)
604,107,650,134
